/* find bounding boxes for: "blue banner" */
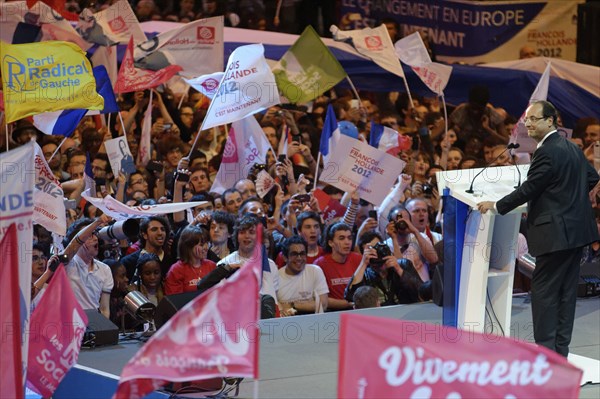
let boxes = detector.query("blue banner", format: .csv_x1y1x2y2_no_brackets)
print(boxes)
339,0,569,60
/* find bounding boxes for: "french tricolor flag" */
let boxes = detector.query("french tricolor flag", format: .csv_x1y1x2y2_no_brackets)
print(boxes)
33,66,119,137
319,105,341,165
369,121,411,155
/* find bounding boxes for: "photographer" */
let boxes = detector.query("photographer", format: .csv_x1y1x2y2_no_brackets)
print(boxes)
33,215,114,318
345,231,421,305
385,205,437,283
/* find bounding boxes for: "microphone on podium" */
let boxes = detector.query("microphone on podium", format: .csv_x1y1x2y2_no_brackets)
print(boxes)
466,142,520,194
509,144,522,188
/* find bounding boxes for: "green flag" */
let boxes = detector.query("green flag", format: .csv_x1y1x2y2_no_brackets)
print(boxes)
273,26,347,104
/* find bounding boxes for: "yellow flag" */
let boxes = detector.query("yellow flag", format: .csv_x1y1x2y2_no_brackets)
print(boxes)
1,41,104,123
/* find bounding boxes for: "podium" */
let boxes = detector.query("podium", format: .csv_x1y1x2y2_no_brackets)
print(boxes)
437,164,530,336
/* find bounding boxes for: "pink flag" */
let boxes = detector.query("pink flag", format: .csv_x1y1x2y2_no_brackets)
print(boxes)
210,116,271,194
137,90,153,166
27,264,89,397
0,224,24,399
113,228,263,399
338,313,583,399
394,32,452,96
511,61,552,153
114,37,183,94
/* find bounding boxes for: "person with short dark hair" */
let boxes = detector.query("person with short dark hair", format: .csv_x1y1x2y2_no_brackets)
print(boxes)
222,188,243,214
120,216,174,280
197,214,279,304
277,236,329,316
34,215,114,318
314,222,364,310
478,100,600,357
207,211,236,262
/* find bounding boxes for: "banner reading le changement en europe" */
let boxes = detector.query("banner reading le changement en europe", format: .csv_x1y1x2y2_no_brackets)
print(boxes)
339,0,583,63
1,40,104,123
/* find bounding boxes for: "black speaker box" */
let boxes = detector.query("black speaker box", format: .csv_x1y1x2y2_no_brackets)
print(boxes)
84,309,119,347
155,291,202,329
154,291,277,329
578,262,600,298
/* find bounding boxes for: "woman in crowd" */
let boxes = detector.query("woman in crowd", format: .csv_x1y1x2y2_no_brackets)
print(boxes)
164,225,217,295
131,253,165,306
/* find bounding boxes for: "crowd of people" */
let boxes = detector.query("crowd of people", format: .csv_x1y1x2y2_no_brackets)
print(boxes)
15,77,600,330
58,0,338,36
2,1,599,333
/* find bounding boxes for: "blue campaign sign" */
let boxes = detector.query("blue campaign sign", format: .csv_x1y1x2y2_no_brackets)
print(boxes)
340,0,546,58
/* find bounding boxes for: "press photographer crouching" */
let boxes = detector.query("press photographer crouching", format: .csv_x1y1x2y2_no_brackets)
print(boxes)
344,231,424,306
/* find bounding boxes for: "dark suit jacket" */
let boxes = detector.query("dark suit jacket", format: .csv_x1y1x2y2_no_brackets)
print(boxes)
497,133,599,257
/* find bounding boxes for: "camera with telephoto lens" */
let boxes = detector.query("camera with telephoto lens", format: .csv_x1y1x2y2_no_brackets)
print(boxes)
370,242,392,267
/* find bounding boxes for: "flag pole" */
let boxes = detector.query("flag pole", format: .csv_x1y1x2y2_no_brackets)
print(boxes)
177,84,190,110
107,112,112,137
345,76,362,104
440,93,448,138
48,136,68,163
402,75,416,110
313,152,321,191
4,116,9,151
118,111,129,137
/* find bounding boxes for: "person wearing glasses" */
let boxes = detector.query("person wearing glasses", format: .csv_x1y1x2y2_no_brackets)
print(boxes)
277,236,329,316
478,100,599,357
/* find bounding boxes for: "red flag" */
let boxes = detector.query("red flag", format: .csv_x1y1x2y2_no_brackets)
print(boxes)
114,227,264,398
312,189,347,225
338,313,583,399
114,37,182,94
27,264,89,397
0,224,24,399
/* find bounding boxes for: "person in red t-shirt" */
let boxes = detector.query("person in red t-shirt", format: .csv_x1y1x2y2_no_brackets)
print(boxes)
165,225,216,295
314,222,369,310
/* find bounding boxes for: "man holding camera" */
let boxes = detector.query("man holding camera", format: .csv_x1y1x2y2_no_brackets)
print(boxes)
385,205,438,283
34,215,114,318
345,231,422,306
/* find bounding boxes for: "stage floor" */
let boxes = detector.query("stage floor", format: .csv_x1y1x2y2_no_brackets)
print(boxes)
59,296,599,398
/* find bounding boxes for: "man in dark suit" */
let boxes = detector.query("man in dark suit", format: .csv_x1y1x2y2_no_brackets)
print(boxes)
478,100,599,357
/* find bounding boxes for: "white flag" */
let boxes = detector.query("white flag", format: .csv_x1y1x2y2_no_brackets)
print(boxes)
512,61,553,152
134,17,224,78
530,62,552,102
138,90,153,167
203,44,279,130
395,32,452,96
77,0,146,45
331,24,405,79
91,45,118,88
32,143,67,235
210,116,272,194
82,190,207,220
184,72,225,99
